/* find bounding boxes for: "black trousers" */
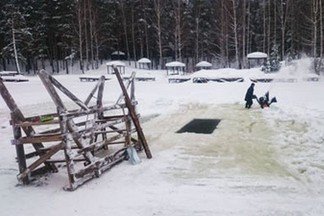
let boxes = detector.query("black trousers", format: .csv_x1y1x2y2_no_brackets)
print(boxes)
245,99,253,108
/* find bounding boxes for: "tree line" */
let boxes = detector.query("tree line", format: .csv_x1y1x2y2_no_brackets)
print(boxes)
0,0,323,74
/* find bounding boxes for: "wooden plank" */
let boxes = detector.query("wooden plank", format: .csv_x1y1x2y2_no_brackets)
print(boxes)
64,103,124,118
46,158,87,163
17,143,64,180
114,66,152,158
12,134,63,145
74,148,127,179
78,132,125,153
24,113,59,122
16,119,60,127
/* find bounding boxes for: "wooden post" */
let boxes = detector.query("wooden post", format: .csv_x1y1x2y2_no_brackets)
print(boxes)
113,66,152,159
130,78,135,101
125,115,131,147
96,76,107,144
59,110,75,191
11,112,29,184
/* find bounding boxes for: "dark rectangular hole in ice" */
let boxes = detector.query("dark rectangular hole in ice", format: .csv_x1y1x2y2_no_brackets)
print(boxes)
177,119,221,134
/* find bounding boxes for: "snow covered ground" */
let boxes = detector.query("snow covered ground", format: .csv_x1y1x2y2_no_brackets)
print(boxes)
1,59,324,215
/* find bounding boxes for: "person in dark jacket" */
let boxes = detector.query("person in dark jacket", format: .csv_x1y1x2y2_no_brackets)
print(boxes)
244,83,255,109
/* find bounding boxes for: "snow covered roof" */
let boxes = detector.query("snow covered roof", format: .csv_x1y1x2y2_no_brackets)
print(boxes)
106,61,125,67
111,51,125,55
138,58,151,64
196,61,212,67
247,52,268,59
165,61,185,67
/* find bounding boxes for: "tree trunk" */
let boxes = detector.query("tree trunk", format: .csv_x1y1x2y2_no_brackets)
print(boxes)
195,17,199,63
177,0,182,62
280,0,285,60
89,0,94,70
313,0,319,58
84,0,89,71
232,0,240,69
267,0,271,56
154,0,163,69
120,1,131,64
274,0,277,47
242,0,247,68
320,0,323,61
131,5,137,66
2,58,7,71
12,22,21,74
263,0,267,53
220,0,226,67
78,0,84,73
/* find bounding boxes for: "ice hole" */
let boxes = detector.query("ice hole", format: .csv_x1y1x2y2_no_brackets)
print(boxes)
177,119,221,134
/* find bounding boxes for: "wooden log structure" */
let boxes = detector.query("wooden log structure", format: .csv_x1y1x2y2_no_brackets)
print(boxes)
0,69,152,191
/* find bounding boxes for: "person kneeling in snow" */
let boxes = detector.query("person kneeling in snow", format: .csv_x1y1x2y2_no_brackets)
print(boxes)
257,91,277,109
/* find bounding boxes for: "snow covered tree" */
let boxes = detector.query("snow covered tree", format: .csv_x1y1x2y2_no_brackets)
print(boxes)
263,44,281,72
0,3,32,74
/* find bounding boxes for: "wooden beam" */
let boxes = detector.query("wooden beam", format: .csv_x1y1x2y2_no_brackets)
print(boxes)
40,70,89,111
12,134,63,145
15,119,60,127
84,78,102,105
17,143,64,180
60,114,75,189
74,148,127,179
11,113,29,184
114,66,152,158
115,72,136,104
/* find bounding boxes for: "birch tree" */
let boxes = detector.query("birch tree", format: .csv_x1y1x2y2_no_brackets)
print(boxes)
153,0,163,69
231,0,240,68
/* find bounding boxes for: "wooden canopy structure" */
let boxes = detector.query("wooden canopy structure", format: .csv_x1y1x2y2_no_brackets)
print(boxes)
0,67,152,191
247,52,268,68
165,61,186,75
195,61,212,70
106,61,126,74
137,58,151,69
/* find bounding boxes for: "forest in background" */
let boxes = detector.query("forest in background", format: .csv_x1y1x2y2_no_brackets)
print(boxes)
0,0,323,74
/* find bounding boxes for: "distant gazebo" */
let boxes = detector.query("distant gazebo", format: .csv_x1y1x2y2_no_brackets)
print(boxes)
195,61,212,70
111,51,126,60
106,61,126,74
165,61,186,75
247,52,268,68
138,58,151,69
